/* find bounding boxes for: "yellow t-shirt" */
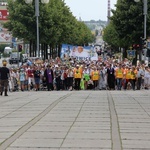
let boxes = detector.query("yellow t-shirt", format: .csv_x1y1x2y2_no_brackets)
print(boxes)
126,69,131,79
115,68,123,78
130,70,137,79
74,68,82,78
91,71,99,81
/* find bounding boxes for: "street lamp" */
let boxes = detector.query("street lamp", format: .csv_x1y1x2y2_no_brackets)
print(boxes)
134,0,147,40
134,0,147,62
25,0,49,57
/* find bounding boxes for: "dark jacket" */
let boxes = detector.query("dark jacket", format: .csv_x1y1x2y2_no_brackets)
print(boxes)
0,67,9,80
44,69,54,83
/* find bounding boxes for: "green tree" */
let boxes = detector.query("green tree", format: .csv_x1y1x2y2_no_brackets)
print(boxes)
106,0,150,62
103,22,120,49
5,0,94,55
73,21,94,46
0,44,9,53
111,0,150,46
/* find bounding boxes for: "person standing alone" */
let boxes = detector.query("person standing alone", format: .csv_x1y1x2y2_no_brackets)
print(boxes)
0,60,10,96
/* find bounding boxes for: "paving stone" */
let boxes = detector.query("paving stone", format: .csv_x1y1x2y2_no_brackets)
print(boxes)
0,126,21,132
20,131,66,139
0,90,150,150
122,140,150,149
41,117,76,122
7,148,58,150
0,132,14,138
0,139,5,144
121,133,150,140
28,126,70,132
60,148,111,150
10,139,63,148
66,132,111,139
61,139,111,148
35,121,73,126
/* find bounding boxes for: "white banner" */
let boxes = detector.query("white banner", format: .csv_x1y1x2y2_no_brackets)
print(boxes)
61,44,98,61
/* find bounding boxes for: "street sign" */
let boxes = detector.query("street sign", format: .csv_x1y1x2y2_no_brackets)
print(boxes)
13,42,16,47
12,37,16,47
12,37,16,42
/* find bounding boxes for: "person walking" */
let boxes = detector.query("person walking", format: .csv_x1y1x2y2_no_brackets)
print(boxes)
90,67,99,89
67,67,74,91
54,66,61,91
107,64,115,90
44,65,54,91
33,66,41,91
19,68,26,91
26,65,35,90
136,66,144,90
83,66,90,90
130,66,137,90
144,66,150,90
0,60,10,96
124,66,131,90
115,64,124,90
73,65,82,90
98,66,107,90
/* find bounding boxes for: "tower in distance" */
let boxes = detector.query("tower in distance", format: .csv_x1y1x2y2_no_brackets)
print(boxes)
107,0,111,24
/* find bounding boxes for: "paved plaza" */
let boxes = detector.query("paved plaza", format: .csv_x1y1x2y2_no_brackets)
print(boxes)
0,90,150,150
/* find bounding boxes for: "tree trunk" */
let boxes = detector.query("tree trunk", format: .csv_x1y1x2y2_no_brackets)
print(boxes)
123,48,127,59
29,40,32,57
58,44,61,57
41,43,44,59
45,44,48,59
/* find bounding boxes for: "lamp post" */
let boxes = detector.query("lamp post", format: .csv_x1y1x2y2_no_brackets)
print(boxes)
134,0,147,62
134,0,147,39
25,0,49,58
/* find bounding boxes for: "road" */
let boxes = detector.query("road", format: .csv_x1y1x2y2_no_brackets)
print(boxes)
0,90,150,150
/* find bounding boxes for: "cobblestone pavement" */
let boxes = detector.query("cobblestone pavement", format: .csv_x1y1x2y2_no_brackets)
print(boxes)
0,90,150,150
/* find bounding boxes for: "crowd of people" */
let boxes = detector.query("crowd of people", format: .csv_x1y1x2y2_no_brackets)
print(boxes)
0,56,150,96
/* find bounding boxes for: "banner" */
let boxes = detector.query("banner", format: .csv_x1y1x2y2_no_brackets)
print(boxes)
0,27,12,43
127,50,136,59
61,44,98,61
0,10,9,20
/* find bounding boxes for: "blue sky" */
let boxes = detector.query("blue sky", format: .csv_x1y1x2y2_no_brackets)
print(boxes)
64,0,117,21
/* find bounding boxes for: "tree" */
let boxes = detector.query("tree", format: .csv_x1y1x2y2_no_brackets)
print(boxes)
5,0,36,41
111,0,150,46
106,0,150,61
103,22,120,49
5,0,94,56
0,44,9,53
